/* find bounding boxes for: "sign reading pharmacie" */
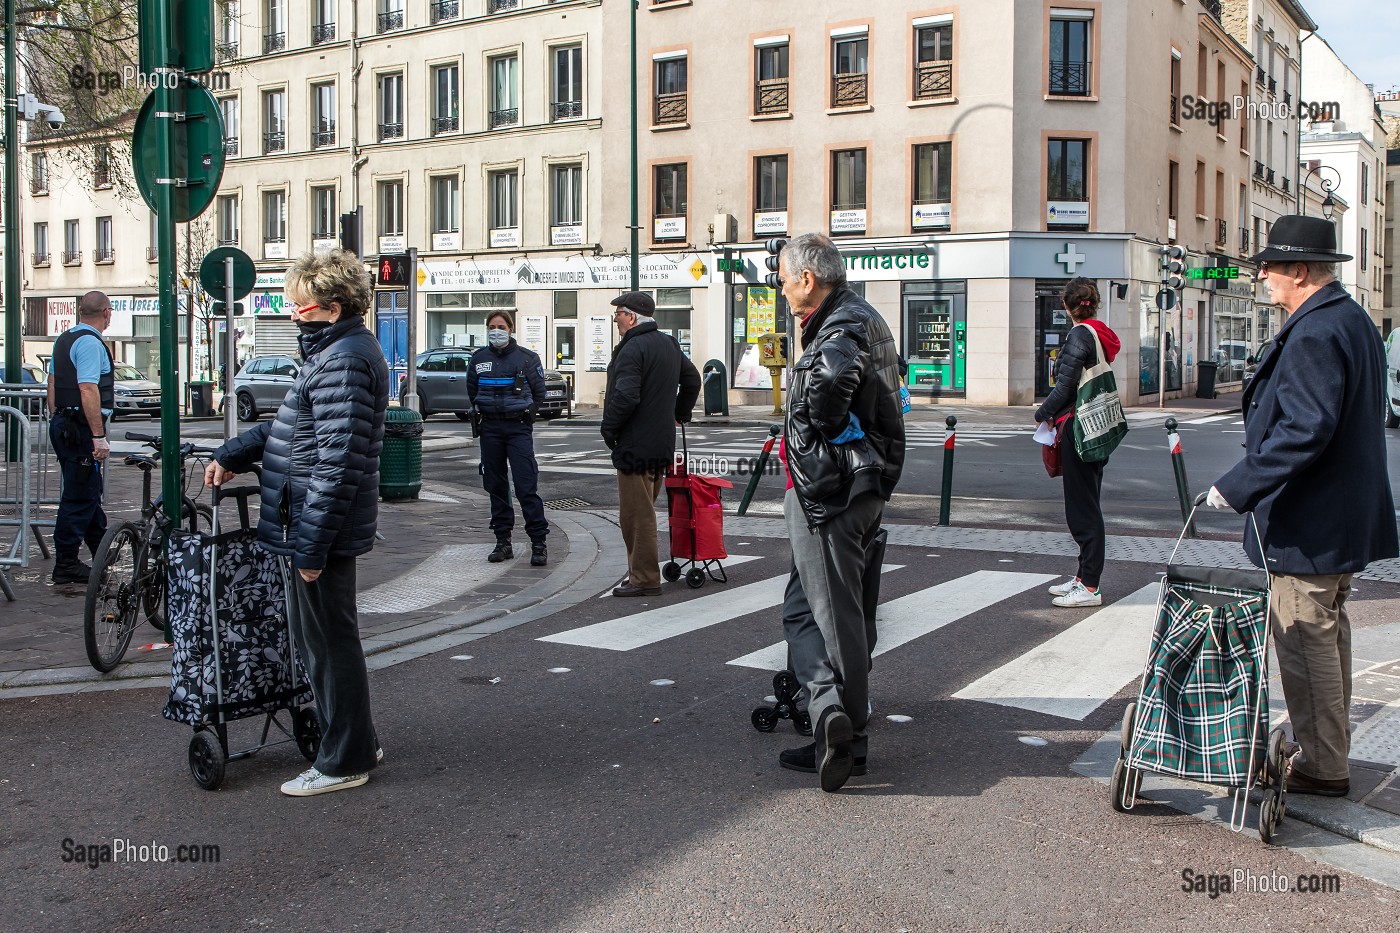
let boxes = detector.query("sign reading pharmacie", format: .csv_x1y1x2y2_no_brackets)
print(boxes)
414,253,711,292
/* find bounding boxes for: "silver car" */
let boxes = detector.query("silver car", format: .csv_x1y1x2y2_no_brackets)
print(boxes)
232,354,300,421
111,364,163,420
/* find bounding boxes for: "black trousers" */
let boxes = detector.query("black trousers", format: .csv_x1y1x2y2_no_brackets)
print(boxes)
479,419,549,542
1061,419,1106,589
49,411,107,562
286,554,378,777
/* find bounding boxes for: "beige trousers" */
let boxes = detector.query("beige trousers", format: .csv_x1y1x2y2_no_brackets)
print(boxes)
1269,572,1353,782
617,469,666,589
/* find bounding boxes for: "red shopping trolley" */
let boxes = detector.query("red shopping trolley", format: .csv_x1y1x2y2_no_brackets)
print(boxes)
662,425,733,589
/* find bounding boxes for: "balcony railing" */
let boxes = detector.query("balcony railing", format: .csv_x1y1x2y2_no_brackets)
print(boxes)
653,92,687,125
263,131,286,153
1239,228,1250,255
1171,94,1179,124
754,77,789,115
30,177,48,195
1282,90,1291,107
1256,65,1266,87
313,126,336,148
377,10,403,33
1216,219,1227,245
1268,77,1276,95
430,0,459,23
312,23,336,44
1266,168,1275,186
914,60,953,100
1281,176,1290,194
215,237,237,248
93,168,111,189
1200,0,1222,21
832,72,868,107
1048,60,1091,96
216,42,238,63
432,115,459,134
550,99,583,121
488,0,517,10
1254,160,1264,179
31,252,49,266
95,247,114,263
488,108,518,129
263,31,285,54
224,137,238,156
62,250,82,265
378,122,404,141
147,246,160,260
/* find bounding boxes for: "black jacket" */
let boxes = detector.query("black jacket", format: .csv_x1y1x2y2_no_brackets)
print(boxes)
1034,325,1099,425
216,318,390,569
600,321,701,474
785,286,905,526
467,340,546,418
1215,282,1398,575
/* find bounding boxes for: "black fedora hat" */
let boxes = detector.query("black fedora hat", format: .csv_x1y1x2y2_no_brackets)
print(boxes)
1250,214,1352,264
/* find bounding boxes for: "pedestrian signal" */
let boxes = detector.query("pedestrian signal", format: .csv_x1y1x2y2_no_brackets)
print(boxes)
377,253,410,288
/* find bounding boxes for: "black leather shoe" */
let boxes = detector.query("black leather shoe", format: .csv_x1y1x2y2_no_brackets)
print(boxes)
51,560,91,585
1286,761,1349,797
488,541,513,563
778,742,867,776
816,706,854,792
612,582,661,597
530,543,548,566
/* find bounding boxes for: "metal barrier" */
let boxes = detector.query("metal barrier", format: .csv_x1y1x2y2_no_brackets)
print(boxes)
1,381,56,600
0,403,33,600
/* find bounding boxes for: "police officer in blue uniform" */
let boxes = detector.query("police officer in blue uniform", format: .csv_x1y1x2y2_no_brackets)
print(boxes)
468,310,550,565
46,291,115,584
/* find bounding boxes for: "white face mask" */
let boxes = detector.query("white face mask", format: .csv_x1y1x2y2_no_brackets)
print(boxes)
488,328,510,348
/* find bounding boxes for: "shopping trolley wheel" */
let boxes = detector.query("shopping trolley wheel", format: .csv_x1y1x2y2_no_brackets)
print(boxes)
794,711,813,737
751,707,778,733
773,671,800,699
1264,728,1287,783
1110,759,1141,813
293,707,322,763
1119,701,1137,759
189,730,226,791
1258,795,1279,844
685,568,705,589
662,561,682,583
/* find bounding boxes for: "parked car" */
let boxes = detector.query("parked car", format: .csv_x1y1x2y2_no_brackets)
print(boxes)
1,362,46,417
537,370,573,419
232,354,300,421
1386,330,1400,429
111,363,163,420
399,347,475,420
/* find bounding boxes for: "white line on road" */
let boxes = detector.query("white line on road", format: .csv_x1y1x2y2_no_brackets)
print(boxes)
951,582,1159,720
1183,414,1235,425
593,554,767,599
726,570,1055,671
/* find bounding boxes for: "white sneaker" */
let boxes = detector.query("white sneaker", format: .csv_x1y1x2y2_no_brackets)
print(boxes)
376,746,384,765
1052,581,1102,608
280,767,369,797
1048,578,1078,597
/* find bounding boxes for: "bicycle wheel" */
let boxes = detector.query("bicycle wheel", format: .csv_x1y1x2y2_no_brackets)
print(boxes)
139,537,169,633
84,522,144,672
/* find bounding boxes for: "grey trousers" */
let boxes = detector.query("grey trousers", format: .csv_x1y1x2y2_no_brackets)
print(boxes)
1270,572,1354,782
287,553,379,778
784,487,884,758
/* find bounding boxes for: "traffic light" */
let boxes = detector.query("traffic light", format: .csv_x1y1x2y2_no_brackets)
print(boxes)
763,237,787,290
376,253,410,288
339,206,364,258
209,301,244,316
1160,244,1186,290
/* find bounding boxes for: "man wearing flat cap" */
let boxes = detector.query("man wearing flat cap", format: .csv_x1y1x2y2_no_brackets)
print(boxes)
601,291,701,597
1209,215,1398,797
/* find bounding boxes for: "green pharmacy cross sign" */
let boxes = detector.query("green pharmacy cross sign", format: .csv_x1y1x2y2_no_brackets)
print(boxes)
1185,266,1241,281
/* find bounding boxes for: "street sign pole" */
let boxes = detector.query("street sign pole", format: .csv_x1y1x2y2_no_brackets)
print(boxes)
154,11,183,526
403,247,419,412
223,257,237,439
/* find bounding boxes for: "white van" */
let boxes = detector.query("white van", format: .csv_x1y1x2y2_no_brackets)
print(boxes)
1386,330,1400,429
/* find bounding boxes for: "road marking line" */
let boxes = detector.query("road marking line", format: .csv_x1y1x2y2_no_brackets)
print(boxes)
547,564,902,650
726,570,1055,671
1183,414,1235,425
952,582,1159,720
592,554,767,599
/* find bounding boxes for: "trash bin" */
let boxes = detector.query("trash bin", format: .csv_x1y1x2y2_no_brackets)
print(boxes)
188,381,215,417
1195,361,1218,400
702,359,729,416
380,406,423,501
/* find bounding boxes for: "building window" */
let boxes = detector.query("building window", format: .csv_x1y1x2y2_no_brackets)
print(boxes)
754,39,789,115
1167,159,1179,233
95,216,114,262
378,72,404,140
753,155,788,235
30,151,48,195
432,64,460,134
1215,169,1226,244
1361,228,1368,271
378,179,404,239
653,163,687,242
430,175,460,245
488,169,519,247
1046,138,1089,229
830,148,867,235
217,1,239,61
311,186,337,243
1048,9,1092,96
63,219,80,264
93,144,112,189
262,190,286,258
217,195,240,246
220,96,240,156
1239,81,1248,150
490,54,519,129
551,45,583,121
654,54,687,125
1170,50,1181,125
912,142,952,230
312,0,335,43
550,163,583,231
377,0,403,34
430,0,459,24
312,82,336,148
263,0,286,53
262,89,286,153
913,19,953,100
32,222,49,266
831,31,869,107
1362,162,1369,204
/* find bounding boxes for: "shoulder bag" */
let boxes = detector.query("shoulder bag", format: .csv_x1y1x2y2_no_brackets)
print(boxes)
1072,325,1128,462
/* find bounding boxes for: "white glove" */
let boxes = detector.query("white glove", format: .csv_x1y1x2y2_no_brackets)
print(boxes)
91,436,111,462
1206,486,1230,510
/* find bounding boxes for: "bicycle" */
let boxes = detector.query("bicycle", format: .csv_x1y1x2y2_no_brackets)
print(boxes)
83,432,217,672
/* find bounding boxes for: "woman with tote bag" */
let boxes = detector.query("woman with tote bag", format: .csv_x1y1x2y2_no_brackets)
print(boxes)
1034,277,1125,608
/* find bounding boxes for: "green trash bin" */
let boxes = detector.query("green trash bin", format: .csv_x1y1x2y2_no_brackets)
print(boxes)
380,406,423,501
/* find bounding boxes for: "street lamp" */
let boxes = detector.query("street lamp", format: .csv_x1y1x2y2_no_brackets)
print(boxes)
1299,163,1340,221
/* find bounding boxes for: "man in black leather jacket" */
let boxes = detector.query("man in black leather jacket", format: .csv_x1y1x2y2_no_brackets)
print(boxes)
206,249,388,798
777,233,904,792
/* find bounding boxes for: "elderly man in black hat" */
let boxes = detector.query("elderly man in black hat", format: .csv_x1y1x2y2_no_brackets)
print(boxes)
601,291,701,597
1209,215,1398,797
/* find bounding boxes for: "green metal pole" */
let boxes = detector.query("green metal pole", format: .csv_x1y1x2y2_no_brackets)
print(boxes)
938,415,956,526
736,424,779,516
628,0,639,291
154,17,183,525
4,0,23,462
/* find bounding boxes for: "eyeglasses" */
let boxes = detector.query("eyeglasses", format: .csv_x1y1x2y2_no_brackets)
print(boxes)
293,301,322,315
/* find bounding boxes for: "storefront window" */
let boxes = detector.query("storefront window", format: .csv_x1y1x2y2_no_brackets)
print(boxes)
903,281,966,396
425,291,516,348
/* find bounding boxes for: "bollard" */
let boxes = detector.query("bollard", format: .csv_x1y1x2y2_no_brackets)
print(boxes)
1164,418,1196,538
938,415,956,526
737,423,781,516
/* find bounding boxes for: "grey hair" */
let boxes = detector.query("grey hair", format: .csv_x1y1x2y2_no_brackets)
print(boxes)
781,233,847,288
631,313,655,324
286,248,373,317
1303,261,1338,284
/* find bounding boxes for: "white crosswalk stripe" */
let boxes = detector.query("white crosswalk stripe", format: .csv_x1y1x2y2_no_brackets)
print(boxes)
593,554,767,599
952,582,1159,720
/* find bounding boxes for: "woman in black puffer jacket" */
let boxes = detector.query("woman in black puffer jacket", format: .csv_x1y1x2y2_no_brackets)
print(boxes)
1034,277,1121,610
206,249,389,797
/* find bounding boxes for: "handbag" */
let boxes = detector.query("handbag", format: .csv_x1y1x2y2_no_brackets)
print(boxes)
1072,325,1128,462
1041,420,1063,478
